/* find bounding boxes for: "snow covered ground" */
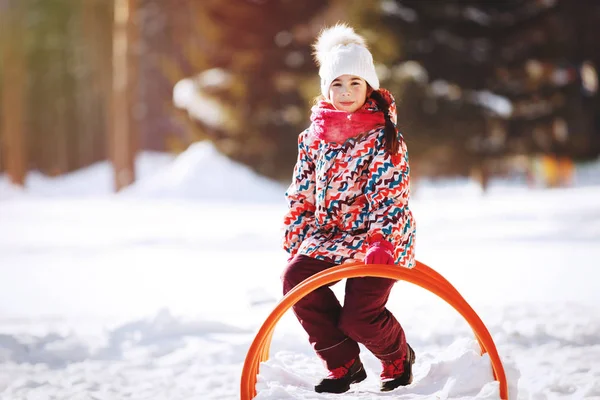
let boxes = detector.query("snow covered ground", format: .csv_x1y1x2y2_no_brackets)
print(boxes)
1,143,599,399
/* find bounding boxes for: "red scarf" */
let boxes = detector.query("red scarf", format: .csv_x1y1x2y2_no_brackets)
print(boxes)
310,95,387,143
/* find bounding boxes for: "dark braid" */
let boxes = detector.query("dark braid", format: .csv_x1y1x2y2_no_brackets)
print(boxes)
370,90,399,155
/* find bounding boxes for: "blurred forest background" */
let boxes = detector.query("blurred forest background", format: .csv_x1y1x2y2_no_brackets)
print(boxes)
1,0,599,191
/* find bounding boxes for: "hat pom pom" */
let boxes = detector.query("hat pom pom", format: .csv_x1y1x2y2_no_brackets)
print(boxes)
312,23,367,67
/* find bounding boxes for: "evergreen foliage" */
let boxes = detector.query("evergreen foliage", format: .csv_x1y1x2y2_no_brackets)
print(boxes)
380,0,600,177
163,0,329,180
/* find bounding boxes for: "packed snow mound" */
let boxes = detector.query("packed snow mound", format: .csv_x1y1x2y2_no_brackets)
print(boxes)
0,143,285,202
23,163,116,197
121,141,286,203
256,339,520,399
0,152,175,198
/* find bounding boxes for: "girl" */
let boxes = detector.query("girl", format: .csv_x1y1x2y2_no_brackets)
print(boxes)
281,24,417,394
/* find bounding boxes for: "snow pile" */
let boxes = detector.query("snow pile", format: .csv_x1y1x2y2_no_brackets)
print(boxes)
23,163,116,197
122,141,285,203
256,339,520,399
0,143,285,203
0,152,174,198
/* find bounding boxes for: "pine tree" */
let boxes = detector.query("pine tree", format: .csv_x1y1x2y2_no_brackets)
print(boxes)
160,0,329,180
380,0,600,180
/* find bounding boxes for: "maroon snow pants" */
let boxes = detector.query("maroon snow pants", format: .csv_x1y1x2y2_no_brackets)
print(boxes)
282,254,407,370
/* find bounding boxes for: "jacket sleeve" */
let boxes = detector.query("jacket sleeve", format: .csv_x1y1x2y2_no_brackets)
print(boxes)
282,130,317,257
364,132,411,246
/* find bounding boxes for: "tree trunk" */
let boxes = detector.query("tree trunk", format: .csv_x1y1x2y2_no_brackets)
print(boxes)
81,0,113,168
110,0,138,191
0,0,27,185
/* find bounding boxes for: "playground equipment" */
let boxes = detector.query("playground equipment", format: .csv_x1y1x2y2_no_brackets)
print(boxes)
240,260,508,399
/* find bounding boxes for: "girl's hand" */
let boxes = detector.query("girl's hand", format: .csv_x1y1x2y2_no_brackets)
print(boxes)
364,240,395,265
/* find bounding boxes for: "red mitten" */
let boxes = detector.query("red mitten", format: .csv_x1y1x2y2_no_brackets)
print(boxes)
364,240,395,265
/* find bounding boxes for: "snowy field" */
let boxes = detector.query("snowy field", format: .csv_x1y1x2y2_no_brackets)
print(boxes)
1,143,599,400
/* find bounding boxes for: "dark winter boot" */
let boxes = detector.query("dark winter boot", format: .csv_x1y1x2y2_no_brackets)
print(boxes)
315,357,367,394
380,343,416,392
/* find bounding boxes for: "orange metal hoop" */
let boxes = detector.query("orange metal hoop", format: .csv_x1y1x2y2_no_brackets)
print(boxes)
240,260,508,399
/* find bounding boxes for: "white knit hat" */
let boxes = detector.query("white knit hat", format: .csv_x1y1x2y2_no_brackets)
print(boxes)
313,24,380,99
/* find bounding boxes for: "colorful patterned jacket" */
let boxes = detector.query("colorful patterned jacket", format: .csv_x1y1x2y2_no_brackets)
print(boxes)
282,91,416,268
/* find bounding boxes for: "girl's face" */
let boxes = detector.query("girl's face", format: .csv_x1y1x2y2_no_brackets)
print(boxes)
328,75,368,113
